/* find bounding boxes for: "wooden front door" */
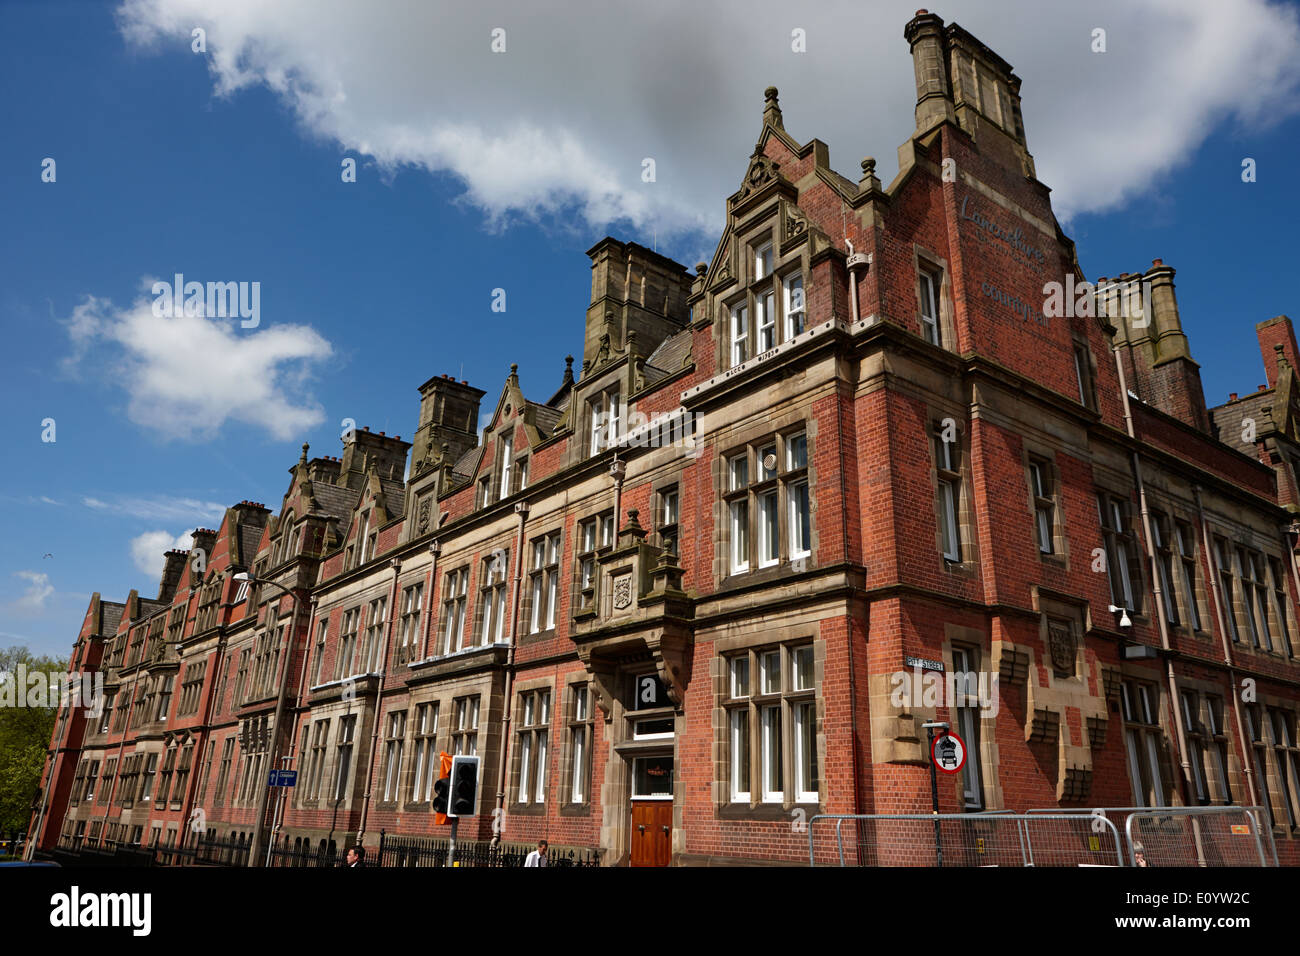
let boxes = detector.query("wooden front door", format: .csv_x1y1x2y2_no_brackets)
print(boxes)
630,801,672,867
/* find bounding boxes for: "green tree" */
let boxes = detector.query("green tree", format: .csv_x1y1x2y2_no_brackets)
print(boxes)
0,645,65,835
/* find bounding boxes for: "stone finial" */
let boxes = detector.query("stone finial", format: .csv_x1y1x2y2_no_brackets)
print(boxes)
859,157,880,193
299,442,309,465
509,363,518,379
763,85,783,129
562,354,575,385
695,262,708,275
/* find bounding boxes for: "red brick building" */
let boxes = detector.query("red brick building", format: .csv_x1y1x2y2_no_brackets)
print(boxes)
29,10,1300,866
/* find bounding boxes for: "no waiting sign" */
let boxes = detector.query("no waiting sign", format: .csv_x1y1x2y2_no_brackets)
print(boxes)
931,731,967,775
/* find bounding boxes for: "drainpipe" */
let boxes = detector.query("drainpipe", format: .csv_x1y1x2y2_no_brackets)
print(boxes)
611,458,626,536
1194,486,1259,808
490,502,530,846
421,541,441,660
356,558,402,848
845,240,871,326
1113,348,1202,862
842,247,869,812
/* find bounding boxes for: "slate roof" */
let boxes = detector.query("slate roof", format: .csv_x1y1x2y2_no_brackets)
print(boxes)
137,598,168,620
528,401,563,436
310,483,361,522
453,446,483,483
642,328,694,386
238,523,264,566
379,478,407,518
100,602,125,638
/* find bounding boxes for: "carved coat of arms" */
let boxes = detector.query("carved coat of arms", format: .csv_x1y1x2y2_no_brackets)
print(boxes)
1048,619,1076,677
612,575,632,610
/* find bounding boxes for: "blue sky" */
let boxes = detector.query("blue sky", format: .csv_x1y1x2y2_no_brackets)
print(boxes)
3,0,1299,658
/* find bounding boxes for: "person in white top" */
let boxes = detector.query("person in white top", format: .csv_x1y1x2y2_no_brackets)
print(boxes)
524,839,548,867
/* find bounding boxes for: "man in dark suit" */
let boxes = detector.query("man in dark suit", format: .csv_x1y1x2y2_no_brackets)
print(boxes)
344,845,366,868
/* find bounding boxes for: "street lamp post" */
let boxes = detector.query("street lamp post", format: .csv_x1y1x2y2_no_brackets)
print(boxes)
233,571,303,868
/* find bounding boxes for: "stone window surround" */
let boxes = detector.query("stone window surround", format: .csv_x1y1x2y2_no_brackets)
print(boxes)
508,676,556,815
1118,668,1173,807
1205,518,1295,660
1175,676,1237,807
1019,442,1069,569
560,680,595,815
711,625,823,818
521,526,563,642
942,625,1001,811
718,218,810,374
715,415,818,588
1144,503,1210,640
1096,483,1146,621
928,407,976,577
911,244,955,350
649,476,682,556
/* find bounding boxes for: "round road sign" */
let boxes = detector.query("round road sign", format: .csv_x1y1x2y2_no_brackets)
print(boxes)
931,731,967,775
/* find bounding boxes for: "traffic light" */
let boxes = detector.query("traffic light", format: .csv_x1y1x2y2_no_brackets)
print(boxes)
432,751,452,823
448,755,480,818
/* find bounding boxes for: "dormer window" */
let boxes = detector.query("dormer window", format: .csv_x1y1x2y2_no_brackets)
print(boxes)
727,238,807,370
588,389,622,455
355,511,371,566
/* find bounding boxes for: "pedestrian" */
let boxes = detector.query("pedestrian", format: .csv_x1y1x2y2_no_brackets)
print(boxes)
1133,842,1149,867
524,839,548,867
344,845,365,868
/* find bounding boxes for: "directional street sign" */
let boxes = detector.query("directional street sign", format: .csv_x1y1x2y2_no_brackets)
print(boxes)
931,731,967,775
266,769,298,787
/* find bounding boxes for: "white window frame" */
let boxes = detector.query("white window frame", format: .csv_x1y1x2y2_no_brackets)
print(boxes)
730,304,749,368
919,268,941,345
783,272,805,338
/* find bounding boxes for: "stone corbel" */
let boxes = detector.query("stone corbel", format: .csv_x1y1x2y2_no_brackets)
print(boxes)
1060,764,1092,802
1086,714,1109,750
1100,665,1122,704
993,641,1030,687
575,649,618,723
1027,707,1059,744
649,629,692,707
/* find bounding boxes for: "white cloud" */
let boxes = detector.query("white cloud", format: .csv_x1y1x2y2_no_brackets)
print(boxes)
12,571,55,613
130,529,197,577
82,494,226,523
115,0,1300,235
61,291,333,441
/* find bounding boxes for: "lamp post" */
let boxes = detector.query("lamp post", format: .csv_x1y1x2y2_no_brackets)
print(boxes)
232,570,303,868
922,720,948,867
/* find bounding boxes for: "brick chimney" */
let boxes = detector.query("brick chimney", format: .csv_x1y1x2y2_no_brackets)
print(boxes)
1256,315,1298,390
158,549,188,603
